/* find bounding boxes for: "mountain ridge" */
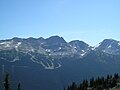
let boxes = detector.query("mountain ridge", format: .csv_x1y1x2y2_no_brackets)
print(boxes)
0,36,119,47
0,36,120,90
0,36,120,70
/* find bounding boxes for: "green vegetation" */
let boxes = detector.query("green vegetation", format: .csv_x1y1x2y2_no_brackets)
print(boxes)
65,73,120,90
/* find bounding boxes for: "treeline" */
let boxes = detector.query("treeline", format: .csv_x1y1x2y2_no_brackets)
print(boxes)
65,73,119,90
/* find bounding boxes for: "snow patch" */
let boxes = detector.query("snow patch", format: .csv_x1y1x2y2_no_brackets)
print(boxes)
81,53,86,56
59,47,62,50
48,54,51,56
74,47,77,49
91,47,95,50
15,42,21,51
108,44,111,48
81,50,85,52
118,42,120,46
31,48,35,52
0,41,11,45
46,49,51,52
0,41,13,48
17,42,21,45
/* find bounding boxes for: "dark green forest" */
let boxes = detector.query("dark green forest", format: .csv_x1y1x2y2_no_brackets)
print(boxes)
65,73,120,90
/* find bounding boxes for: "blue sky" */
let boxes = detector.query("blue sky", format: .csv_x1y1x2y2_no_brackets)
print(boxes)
0,0,120,46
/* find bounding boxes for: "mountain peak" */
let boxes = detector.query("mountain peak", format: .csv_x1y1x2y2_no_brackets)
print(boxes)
12,37,23,42
69,40,89,45
45,35,67,44
99,39,119,48
102,39,118,43
69,40,90,48
95,39,120,55
69,40,91,55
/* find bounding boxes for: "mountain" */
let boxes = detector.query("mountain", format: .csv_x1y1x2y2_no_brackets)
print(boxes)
69,40,91,56
0,36,120,90
0,36,91,69
94,39,120,55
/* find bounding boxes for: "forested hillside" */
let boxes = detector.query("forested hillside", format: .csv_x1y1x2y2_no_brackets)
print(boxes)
65,73,120,90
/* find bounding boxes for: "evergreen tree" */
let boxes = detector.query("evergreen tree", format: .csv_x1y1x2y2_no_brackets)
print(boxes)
3,73,10,90
18,83,21,90
89,77,94,87
114,73,119,79
67,86,70,90
71,82,77,90
78,84,82,90
66,73,120,90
